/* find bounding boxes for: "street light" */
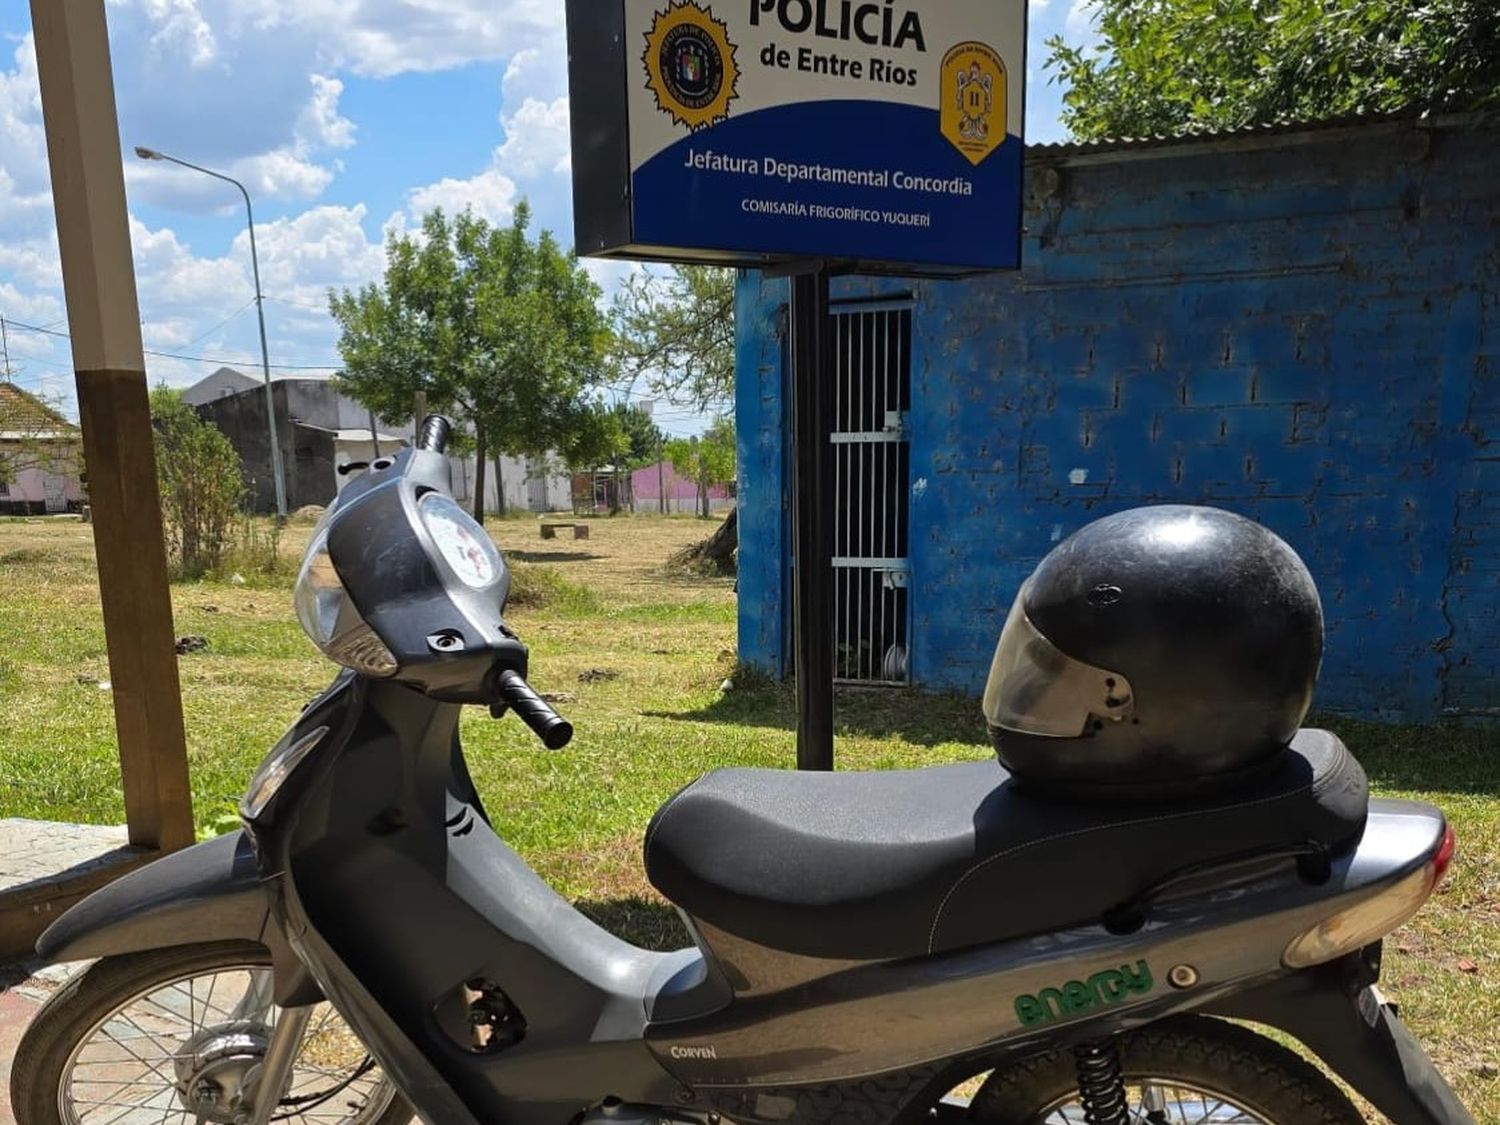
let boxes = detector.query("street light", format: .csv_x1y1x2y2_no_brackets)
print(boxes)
134,146,288,518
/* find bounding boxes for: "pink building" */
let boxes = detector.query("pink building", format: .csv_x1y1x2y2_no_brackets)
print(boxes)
0,383,83,515
630,459,733,515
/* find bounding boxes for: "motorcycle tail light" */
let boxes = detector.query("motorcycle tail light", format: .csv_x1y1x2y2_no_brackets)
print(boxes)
1282,860,1441,969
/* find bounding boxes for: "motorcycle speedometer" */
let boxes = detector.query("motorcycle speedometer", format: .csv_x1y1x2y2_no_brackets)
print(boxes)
419,492,502,589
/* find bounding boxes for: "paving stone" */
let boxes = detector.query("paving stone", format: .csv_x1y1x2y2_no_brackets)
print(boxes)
0,820,131,894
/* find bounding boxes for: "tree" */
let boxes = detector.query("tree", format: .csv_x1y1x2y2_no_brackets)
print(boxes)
149,386,245,579
613,266,741,565
1048,0,1500,142
613,266,736,410
330,203,609,522
613,402,666,469
666,417,736,520
561,401,631,514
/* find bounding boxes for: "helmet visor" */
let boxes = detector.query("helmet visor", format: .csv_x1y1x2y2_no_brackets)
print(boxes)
982,589,1135,738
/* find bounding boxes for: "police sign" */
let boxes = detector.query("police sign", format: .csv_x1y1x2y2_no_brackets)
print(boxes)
565,0,1027,274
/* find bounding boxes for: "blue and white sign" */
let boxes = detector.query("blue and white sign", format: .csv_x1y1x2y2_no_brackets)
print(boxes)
566,0,1027,274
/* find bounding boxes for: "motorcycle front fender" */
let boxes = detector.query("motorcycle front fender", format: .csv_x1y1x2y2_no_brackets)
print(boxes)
1208,948,1475,1125
36,830,318,1005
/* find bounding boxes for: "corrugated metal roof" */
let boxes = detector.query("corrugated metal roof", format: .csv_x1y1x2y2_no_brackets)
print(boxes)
1028,109,1483,159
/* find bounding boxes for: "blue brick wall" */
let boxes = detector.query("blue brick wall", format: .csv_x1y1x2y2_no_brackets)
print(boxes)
737,119,1500,722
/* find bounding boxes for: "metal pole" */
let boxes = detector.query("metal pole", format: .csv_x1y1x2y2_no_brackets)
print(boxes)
131,149,287,517
242,189,288,518
32,0,194,851
790,266,835,770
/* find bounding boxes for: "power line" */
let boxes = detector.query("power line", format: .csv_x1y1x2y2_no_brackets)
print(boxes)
1,317,341,371
183,298,258,347
264,294,332,313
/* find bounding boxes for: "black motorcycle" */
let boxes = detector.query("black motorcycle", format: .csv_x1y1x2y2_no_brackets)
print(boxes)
11,418,1473,1125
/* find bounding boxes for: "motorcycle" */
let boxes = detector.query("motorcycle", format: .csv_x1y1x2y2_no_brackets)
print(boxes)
11,417,1474,1125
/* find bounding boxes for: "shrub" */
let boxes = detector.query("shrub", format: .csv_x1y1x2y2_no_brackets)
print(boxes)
150,387,246,579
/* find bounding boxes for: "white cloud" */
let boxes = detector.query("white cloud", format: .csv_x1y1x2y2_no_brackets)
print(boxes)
406,168,519,227
498,33,567,101
0,282,64,328
497,96,571,178
139,0,219,67
1065,0,1100,40
124,70,356,208
0,35,50,208
246,204,386,300
296,75,356,150
225,0,562,79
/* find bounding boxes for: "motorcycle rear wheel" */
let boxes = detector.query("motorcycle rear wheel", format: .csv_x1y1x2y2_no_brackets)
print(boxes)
970,1015,1362,1124
10,940,412,1125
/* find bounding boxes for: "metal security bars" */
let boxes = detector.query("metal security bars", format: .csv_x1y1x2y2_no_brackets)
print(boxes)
832,303,913,685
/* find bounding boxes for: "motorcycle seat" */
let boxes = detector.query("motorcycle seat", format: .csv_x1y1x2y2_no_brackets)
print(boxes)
643,729,1367,960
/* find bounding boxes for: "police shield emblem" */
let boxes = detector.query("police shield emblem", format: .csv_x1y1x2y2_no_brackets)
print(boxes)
940,42,1007,166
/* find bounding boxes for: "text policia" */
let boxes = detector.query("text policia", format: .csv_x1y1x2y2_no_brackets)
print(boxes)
751,0,924,86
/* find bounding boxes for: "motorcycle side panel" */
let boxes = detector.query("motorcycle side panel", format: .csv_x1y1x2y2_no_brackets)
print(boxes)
35,830,317,1005
646,801,1445,1088
260,682,703,1125
1209,953,1476,1125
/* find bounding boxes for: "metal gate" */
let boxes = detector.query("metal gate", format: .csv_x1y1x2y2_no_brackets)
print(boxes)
832,303,913,684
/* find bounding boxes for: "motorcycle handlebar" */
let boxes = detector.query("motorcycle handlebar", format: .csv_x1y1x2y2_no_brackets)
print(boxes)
495,670,574,750
416,415,452,454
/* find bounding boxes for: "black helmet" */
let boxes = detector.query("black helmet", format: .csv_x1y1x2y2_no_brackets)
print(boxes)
982,505,1323,801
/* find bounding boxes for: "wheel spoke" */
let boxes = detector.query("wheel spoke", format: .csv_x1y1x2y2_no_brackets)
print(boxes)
1041,1077,1269,1125
57,961,398,1125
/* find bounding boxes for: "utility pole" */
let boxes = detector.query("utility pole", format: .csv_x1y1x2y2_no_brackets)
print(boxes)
132,147,287,519
1,315,12,382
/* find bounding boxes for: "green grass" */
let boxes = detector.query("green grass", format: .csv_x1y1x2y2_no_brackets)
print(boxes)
0,513,1496,1115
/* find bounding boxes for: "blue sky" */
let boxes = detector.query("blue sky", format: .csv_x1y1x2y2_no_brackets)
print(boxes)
0,0,1097,432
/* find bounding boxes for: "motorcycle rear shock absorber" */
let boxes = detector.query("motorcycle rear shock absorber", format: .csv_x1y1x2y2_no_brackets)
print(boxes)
1072,1039,1130,1125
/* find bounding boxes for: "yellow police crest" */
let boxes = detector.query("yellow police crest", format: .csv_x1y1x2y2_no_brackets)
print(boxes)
940,42,1007,166
643,1,740,132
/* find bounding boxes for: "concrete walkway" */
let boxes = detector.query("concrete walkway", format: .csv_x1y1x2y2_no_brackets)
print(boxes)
0,956,81,1123
1,819,130,1124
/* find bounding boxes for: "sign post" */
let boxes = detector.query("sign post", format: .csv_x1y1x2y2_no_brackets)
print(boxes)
567,0,1026,765
789,265,835,769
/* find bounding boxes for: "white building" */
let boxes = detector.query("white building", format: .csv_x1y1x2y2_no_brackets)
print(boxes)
183,370,572,514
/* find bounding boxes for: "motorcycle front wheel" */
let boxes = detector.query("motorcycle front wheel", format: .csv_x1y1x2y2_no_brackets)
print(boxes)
970,1015,1362,1125
10,940,411,1125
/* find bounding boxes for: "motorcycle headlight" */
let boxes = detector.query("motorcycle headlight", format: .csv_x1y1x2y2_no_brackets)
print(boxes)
293,530,398,677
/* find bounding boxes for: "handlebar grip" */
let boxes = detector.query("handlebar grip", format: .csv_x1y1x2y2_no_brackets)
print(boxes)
416,415,452,454
496,670,573,749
